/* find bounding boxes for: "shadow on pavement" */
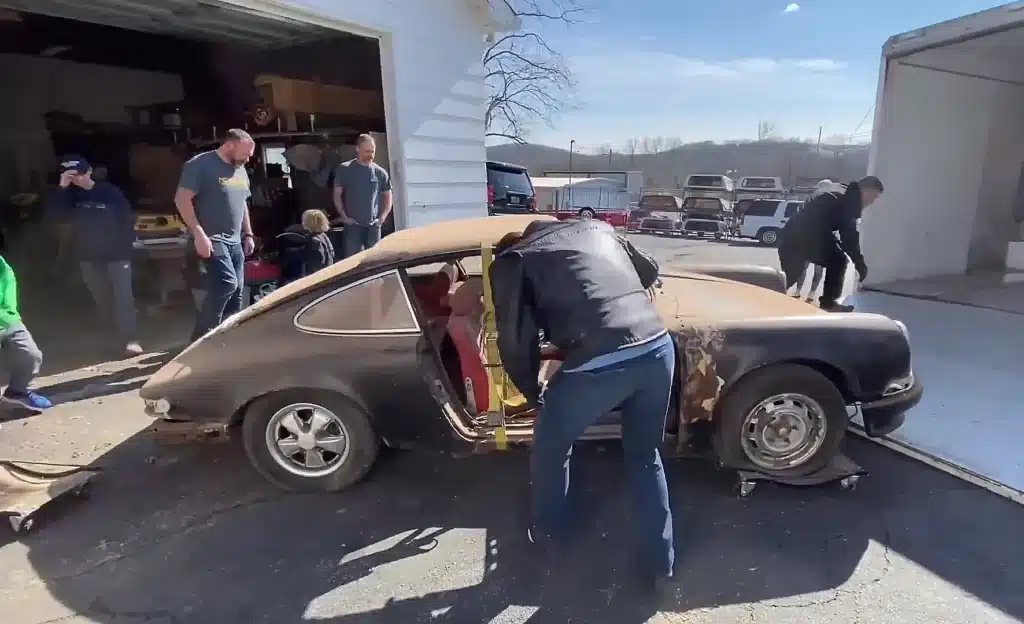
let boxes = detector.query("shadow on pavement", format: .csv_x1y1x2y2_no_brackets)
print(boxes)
6,434,1024,623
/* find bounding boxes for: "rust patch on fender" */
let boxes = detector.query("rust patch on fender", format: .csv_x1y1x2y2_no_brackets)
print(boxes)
675,326,725,426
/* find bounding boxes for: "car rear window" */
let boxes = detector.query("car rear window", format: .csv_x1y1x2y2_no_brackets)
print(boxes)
741,177,778,189
488,167,533,195
639,195,680,209
686,175,723,187
682,197,721,212
744,200,780,217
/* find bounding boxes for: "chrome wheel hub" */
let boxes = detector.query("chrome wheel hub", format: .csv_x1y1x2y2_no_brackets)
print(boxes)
265,403,351,477
740,393,827,471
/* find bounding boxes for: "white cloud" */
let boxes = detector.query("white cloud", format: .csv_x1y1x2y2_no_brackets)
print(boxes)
783,3,800,14
569,53,848,84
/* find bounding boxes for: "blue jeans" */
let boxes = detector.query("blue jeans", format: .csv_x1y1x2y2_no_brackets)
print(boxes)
192,240,245,341
531,335,676,577
341,224,381,258
79,260,138,341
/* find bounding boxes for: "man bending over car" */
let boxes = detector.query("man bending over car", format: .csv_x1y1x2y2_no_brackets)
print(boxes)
777,175,884,312
489,218,676,593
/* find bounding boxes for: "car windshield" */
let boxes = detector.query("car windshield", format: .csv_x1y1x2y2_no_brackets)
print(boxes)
488,167,533,194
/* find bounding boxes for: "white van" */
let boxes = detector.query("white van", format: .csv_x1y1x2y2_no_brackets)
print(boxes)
738,198,804,245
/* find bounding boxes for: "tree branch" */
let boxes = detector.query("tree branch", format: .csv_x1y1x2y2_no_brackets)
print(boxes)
484,0,583,143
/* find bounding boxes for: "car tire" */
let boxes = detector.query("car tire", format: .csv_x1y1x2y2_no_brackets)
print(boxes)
713,364,847,477
242,389,380,493
578,208,596,219
758,228,781,246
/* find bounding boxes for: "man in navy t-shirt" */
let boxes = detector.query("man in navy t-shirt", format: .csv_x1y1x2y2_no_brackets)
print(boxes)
49,155,142,356
174,129,256,341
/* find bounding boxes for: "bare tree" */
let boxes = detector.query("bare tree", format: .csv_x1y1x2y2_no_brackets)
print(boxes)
624,137,640,165
641,136,666,155
757,121,776,141
665,136,684,150
593,143,613,156
484,0,584,143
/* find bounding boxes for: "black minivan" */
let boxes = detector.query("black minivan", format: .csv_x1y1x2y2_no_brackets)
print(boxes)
486,161,537,215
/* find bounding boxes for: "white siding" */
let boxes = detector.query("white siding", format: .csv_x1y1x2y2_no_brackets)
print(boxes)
270,0,493,229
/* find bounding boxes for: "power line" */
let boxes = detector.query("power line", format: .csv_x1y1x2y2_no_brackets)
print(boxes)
849,105,875,142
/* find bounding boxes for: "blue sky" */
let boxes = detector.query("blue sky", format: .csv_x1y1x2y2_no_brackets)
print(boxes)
521,0,1006,150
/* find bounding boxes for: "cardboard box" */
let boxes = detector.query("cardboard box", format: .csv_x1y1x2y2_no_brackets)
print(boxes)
253,75,384,119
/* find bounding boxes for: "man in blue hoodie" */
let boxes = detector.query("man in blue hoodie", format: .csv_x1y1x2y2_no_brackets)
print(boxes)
49,156,142,356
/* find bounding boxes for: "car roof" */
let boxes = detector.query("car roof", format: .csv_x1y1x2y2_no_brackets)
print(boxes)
243,214,557,316
486,160,529,172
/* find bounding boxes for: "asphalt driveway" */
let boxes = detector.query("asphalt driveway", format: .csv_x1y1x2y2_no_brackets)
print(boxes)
1,403,1021,623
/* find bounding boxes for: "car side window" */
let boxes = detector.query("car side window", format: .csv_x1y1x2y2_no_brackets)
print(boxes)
783,202,802,218
294,271,418,334
745,200,778,217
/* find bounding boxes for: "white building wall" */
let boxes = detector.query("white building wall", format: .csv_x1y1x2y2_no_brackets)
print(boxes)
862,61,996,284
272,0,492,229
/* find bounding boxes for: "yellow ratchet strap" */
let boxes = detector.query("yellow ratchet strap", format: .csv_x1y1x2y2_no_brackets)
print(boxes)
481,245,526,449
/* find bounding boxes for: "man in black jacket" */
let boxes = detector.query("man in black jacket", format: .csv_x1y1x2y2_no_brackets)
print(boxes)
777,176,884,312
489,218,676,589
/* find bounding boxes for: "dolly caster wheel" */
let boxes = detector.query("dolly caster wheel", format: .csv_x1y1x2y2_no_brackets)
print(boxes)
840,475,860,491
736,479,756,498
9,515,34,534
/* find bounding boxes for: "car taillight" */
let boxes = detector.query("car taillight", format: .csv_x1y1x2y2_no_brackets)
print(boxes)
487,184,495,204
529,195,537,212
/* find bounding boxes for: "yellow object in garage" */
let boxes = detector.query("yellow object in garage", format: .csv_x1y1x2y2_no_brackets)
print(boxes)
135,213,186,235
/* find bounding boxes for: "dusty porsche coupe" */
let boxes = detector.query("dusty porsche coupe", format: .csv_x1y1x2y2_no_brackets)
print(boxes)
140,215,922,493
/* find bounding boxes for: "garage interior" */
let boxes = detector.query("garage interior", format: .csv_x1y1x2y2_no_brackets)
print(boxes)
863,24,1024,313
0,1,389,360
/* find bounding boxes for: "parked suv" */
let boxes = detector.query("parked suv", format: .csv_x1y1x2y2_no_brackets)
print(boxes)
486,161,537,215
738,198,803,246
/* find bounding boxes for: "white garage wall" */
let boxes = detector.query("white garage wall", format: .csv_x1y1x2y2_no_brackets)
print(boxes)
0,54,184,193
272,0,490,229
863,61,997,284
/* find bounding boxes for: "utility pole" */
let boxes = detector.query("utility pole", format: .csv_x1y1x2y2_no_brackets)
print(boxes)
816,126,822,154
568,139,575,213
608,150,612,167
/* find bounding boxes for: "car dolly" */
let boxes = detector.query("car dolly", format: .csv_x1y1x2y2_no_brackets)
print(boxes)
0,460,99,534
731,453,866,498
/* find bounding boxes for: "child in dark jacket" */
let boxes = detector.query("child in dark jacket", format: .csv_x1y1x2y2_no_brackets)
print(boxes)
301,209,335,276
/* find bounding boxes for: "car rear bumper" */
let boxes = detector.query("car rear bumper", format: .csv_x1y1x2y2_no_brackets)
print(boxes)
858,375,923,437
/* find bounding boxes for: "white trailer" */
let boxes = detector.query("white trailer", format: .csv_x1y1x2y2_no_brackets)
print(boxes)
865,2,1024,285
860,3,1024,503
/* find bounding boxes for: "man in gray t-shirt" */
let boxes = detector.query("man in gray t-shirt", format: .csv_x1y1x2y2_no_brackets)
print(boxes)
174,129,256,341
333,134,392,258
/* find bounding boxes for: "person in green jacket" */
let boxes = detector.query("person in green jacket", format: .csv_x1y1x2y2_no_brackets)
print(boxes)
0,257,50,412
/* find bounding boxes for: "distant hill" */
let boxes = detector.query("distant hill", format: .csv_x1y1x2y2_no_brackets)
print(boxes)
486,141,870,189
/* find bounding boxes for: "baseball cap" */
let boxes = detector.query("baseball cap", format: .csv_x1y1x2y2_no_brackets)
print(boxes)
58,155,90,175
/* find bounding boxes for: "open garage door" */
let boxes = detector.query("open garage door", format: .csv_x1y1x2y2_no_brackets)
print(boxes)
0,0,393,365
0,0,341,48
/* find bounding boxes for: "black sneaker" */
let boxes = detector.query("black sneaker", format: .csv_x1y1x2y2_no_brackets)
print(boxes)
821,302,855,312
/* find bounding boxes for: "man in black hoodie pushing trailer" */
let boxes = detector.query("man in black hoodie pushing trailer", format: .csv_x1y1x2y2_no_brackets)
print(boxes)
777,176,884,312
